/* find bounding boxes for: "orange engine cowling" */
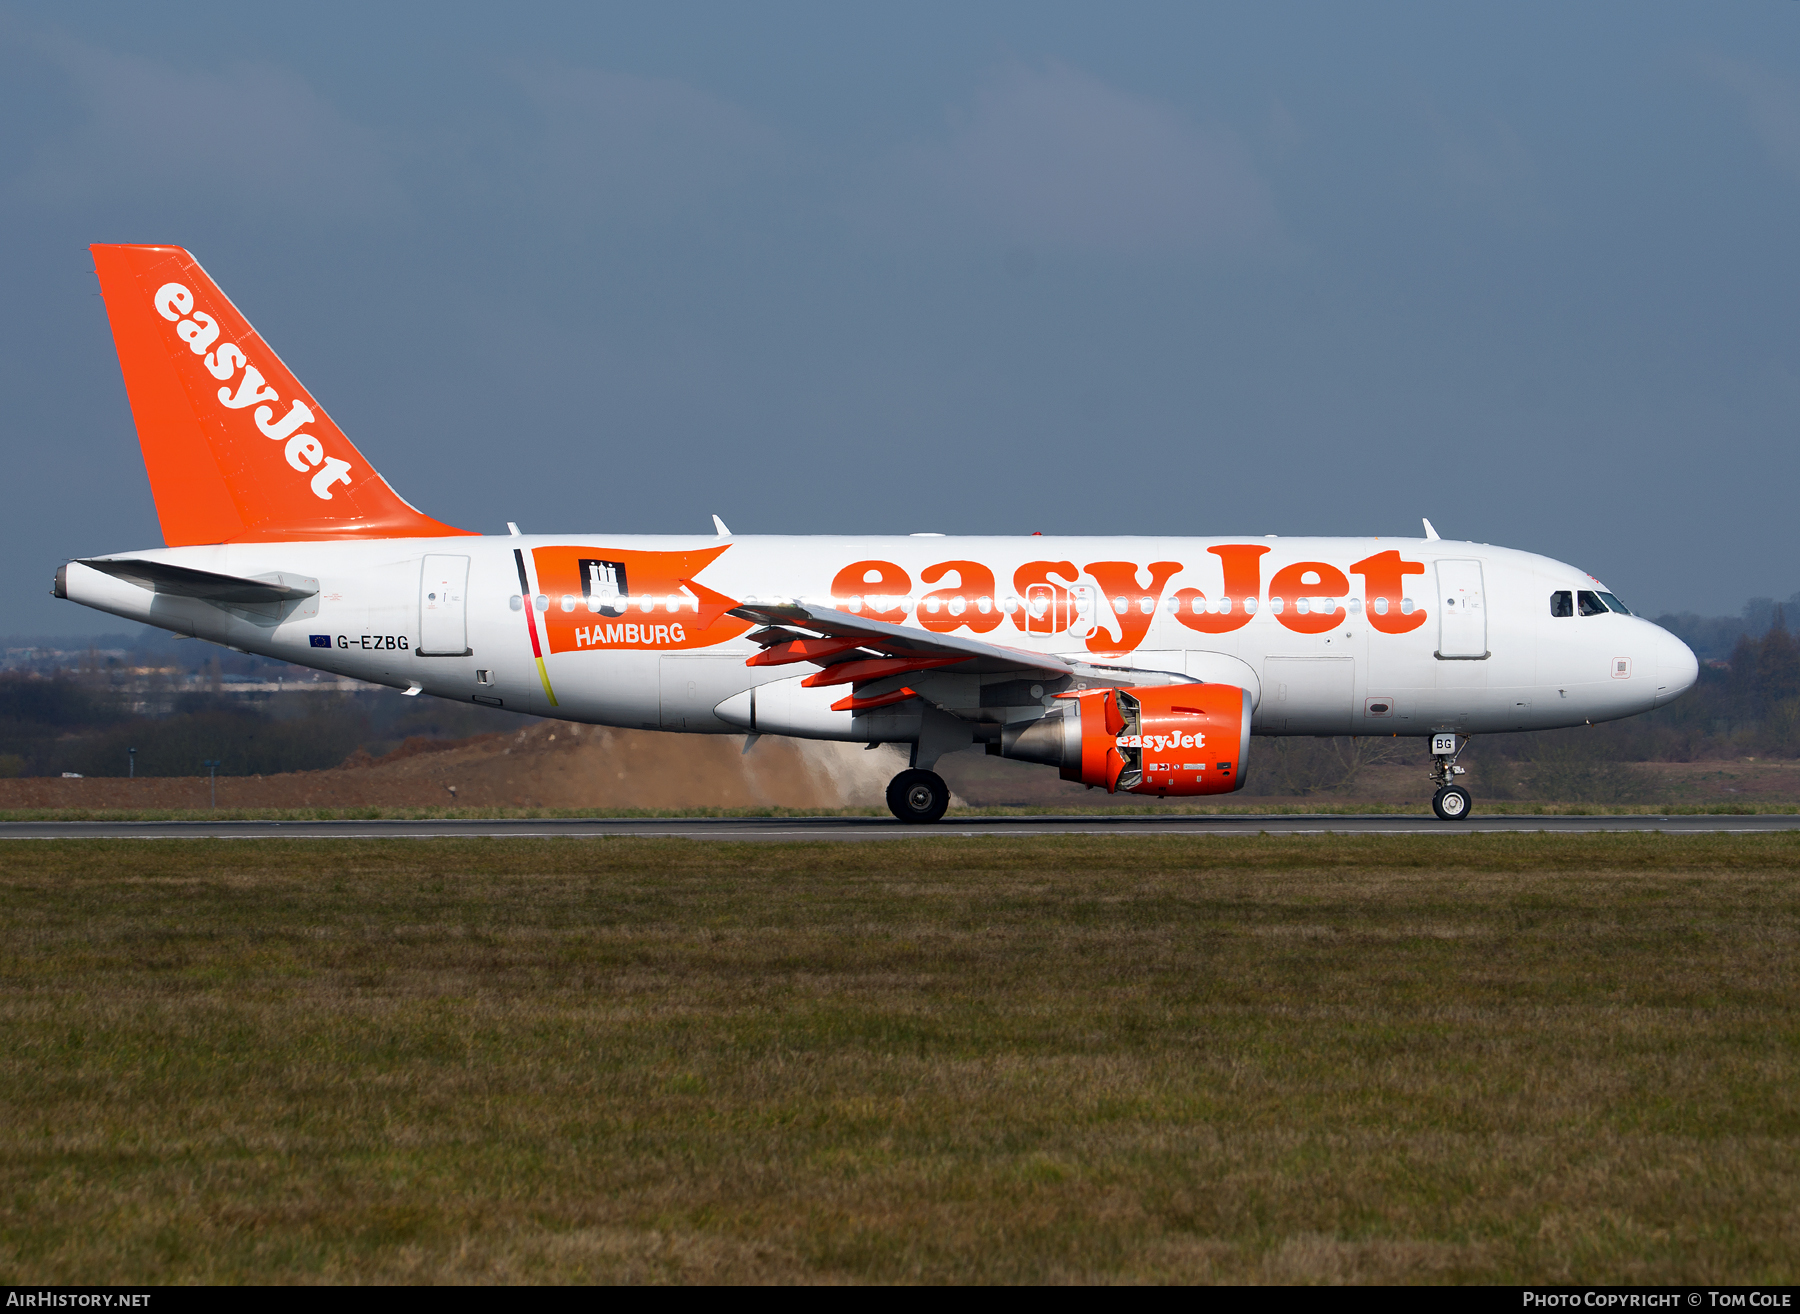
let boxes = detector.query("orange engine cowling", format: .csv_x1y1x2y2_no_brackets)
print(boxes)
998,683,1252,795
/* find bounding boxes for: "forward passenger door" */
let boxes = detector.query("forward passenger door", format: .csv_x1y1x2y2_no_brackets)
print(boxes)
1435,560,1487,659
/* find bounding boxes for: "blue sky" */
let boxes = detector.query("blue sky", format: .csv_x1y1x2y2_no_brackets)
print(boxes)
4,2,1798,634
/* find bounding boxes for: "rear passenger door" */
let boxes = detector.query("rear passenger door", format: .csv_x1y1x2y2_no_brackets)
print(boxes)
418,555,471,656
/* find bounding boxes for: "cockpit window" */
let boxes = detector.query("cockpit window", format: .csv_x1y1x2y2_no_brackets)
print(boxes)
1550,590,1573,618
1577,590,1608,617
1597,591,1631,615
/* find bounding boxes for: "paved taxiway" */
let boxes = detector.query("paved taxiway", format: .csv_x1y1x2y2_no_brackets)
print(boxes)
1,814,1796,840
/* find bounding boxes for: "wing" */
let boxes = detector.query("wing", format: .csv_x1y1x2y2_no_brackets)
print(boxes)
728,600,1188,715
730,600,1074,677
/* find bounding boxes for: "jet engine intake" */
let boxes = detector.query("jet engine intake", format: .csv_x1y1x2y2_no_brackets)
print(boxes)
1000,683,1251,795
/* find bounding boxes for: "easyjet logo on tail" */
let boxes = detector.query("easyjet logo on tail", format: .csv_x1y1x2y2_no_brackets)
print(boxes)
152,282,353,501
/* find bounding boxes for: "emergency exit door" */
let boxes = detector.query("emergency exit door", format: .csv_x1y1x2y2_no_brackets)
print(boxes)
418,555,471,656
1435,559,1487,659
1023,583,1094,635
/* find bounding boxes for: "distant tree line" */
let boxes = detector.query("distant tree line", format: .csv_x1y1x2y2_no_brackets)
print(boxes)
4,600,1797,784
1651,591,1800,663
1557,609,1800,764
0,679,528,779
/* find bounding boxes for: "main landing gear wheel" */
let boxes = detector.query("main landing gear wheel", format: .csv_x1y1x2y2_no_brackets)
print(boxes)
1432,785,1472,821
887,769,950,824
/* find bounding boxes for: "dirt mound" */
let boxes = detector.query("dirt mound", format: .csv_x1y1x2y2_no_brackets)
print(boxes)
0,723,910,811
8,721,1792,813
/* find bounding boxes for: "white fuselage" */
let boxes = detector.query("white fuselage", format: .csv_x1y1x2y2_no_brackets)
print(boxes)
60,533,1698,742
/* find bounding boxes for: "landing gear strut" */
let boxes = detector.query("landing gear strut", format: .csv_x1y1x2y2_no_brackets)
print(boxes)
1429,732,1472,821
886,768,949,824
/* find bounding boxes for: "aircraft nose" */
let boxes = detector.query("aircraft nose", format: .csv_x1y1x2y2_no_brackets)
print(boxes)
1651,624,1699,707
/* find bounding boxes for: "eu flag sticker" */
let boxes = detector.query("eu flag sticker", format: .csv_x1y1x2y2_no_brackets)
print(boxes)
310,635,332,648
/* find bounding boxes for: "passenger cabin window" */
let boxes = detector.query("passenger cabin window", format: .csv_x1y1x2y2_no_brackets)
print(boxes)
1550,590,1573,617
1598,591,1631,615
1577,590,1608,617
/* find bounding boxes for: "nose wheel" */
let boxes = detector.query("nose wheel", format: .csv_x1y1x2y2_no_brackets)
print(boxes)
886,768,950,824
1428,732,1474,821
1432,785,1472,820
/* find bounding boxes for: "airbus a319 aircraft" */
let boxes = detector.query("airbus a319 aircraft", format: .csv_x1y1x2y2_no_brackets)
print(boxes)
56,245,1699,821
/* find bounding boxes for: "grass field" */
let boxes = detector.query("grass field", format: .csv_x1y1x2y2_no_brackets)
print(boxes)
0,834,1795,1284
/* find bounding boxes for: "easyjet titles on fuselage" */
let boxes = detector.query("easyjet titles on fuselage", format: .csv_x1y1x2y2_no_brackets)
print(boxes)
524,543,1433,657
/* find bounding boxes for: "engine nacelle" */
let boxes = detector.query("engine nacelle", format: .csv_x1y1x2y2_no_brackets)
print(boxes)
1001,683,1251,795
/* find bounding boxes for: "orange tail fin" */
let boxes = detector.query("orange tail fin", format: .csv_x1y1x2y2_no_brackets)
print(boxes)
91,244,472,545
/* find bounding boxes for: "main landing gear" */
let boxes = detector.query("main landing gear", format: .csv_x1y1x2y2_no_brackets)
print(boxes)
1429,732,1473,821
886,768,950,824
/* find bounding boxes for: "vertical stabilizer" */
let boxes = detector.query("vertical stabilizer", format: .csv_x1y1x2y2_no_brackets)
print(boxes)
91,243,471,545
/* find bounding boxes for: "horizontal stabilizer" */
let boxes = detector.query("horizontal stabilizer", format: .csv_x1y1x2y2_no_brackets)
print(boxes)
75,558,317,604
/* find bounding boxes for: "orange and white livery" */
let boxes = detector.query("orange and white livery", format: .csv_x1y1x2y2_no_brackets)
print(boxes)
57,244,1699,822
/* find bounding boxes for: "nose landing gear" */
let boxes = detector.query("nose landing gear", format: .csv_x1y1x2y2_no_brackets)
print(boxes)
886,768,950,824
1429,732,1473,821
1432,784,1472,820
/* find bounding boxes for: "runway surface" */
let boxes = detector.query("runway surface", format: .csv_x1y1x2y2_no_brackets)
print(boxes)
1,813,1796,840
